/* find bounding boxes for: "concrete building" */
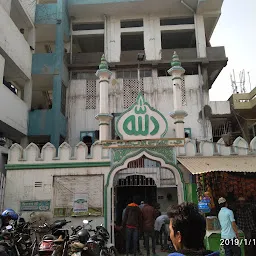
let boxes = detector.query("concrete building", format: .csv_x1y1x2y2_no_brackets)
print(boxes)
5,0,256,244
28,0,228,150
0,0,36,210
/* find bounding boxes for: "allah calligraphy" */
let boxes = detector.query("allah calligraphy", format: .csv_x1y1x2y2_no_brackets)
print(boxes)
116,93,168,140
123,115,160,136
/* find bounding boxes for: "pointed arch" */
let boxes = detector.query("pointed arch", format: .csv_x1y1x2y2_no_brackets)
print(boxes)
104,149,184,238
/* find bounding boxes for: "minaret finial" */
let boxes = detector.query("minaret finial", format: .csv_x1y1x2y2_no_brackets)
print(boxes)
171,51,182,68
99,54,109,70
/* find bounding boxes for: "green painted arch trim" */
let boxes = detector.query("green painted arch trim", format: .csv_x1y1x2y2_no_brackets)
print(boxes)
5,161,111,170
103,148,186,226
115,92,168,140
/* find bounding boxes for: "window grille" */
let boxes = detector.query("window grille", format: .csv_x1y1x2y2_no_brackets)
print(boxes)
123,79,144,109
181,77,187,106
85,80,97,109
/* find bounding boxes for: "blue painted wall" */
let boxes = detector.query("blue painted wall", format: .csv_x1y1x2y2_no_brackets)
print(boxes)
30,0,69,148
32,53,57,75
28,110,53,136
35,4,57,24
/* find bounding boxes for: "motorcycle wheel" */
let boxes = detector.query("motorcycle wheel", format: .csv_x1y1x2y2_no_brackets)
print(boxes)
107,247,118,256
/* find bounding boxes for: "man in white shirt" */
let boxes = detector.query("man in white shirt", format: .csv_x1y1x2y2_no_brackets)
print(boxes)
154,214,169,251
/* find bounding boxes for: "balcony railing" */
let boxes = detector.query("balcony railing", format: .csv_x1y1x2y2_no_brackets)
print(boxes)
231,87,256,110
0,84,28,135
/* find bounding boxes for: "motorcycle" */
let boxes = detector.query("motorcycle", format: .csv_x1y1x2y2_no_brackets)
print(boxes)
38,219,71,256
0,224,23,256
85,220,118,256
68,221,95,256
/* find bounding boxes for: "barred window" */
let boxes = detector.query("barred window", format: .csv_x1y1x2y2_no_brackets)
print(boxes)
123,79,144,109
85,80,96,109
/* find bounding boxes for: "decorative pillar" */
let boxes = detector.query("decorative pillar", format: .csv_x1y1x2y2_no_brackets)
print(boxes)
168,52,188,138
95,55,113,141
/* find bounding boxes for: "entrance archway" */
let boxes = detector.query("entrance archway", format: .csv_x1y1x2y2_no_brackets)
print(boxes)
105,151,184,242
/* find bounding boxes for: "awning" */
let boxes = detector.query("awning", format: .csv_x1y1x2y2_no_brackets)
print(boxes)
177,156,256,175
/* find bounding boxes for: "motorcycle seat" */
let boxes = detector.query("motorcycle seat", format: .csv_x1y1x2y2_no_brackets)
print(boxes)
72,242,85,249
54,235,64,244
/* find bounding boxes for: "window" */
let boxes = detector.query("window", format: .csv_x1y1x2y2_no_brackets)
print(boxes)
157,68,169,77
160,17,194,26
116,69,152,79
72,71,97,80
73,22,104,31
161,30,196,49
121,32,144,51
121,19,143,28
184,128,192,138
123,79,144,109
61,84,66,116
80,131,99,155
85,80,97,110
75,34,104,53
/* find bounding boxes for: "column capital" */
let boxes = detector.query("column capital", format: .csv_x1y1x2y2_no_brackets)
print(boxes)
169,110,188,119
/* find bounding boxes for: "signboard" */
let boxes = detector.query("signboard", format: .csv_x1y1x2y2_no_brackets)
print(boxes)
101,138,185,148
116,93,168,140
20,200,51,212
73,193,88,213
53,175,103,217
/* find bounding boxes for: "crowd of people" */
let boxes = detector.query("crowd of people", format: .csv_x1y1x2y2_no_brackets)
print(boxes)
116,198,220,256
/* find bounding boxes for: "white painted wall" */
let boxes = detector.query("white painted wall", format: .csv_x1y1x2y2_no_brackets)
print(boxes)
0,84,28,135
18,0,36,22
0,4,32,80
4,166,108,223
209,101,231,115
0,54,5,79
68,74,212,145
0,0,12,15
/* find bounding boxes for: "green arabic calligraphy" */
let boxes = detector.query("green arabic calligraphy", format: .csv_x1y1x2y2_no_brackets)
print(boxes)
150,116,159,135
116,93,168,138
123,113,160,136
135,96,146,114
123,115,149,136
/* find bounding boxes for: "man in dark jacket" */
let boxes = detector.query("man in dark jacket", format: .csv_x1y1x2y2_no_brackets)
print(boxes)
141,200,158,256
122,201,142,256
168,202,219,256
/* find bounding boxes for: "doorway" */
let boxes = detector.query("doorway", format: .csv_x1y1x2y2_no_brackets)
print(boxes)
115,175,157,225
113,155,178,226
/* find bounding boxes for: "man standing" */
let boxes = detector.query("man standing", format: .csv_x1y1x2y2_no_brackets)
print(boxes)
236,197,256,256
155,214,169,251
142,200,158,256
122,200,142,256
218,197,241,256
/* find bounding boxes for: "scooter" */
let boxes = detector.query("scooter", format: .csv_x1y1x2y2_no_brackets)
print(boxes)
38,220,71,255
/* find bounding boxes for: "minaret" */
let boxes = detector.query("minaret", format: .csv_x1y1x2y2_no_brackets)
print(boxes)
168,52,188,138
95,55,113,141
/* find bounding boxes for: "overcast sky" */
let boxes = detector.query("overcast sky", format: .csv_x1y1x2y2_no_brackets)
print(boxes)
209,0,256,101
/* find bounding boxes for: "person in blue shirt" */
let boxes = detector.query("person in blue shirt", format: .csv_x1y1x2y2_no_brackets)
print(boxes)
218,197,241,256
167,202,219,256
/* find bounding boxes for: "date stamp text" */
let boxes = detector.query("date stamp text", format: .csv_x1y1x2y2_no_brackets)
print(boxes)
220,239,256,246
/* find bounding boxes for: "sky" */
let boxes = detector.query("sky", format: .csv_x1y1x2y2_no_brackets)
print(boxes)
209,0,256,101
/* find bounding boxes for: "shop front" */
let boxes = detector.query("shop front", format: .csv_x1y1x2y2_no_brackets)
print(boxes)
178,156,256,256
